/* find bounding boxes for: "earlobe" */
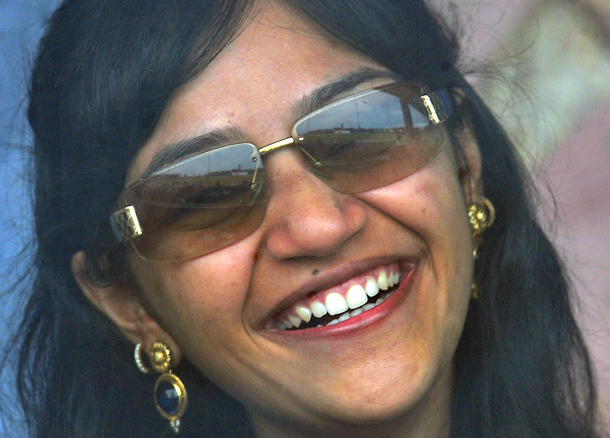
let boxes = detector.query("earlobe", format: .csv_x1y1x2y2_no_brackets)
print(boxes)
70,251,183,364
71,250,143,343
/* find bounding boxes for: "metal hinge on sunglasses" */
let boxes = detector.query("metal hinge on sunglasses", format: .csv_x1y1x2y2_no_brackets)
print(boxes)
110,205,142,244
420,89,452,125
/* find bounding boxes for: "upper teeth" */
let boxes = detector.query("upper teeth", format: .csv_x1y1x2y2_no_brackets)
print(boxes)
275,267,401,330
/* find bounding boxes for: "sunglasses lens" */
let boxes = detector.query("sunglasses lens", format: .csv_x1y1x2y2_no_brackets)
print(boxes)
125,143,266,261
113,83,451,261
293,83,447,193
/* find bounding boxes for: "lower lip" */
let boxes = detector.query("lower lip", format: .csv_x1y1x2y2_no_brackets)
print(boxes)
263,267,418,340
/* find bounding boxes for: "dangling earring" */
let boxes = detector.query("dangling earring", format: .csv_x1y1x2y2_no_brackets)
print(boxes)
147,342,188,434
468,198,495,299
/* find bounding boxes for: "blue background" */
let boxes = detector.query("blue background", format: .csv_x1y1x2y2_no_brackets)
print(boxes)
0,1,60,436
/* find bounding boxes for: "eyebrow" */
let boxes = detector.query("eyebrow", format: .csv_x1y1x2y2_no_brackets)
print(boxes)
140,67,399,179
291,68,399,118
142,126,246,179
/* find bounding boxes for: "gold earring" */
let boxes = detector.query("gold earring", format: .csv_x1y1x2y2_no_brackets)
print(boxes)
468,197,495,257
468,198,495,300
471,278,479,300
149,342,188,434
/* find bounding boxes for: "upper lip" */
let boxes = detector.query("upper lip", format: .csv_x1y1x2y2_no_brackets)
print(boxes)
258,255,419,330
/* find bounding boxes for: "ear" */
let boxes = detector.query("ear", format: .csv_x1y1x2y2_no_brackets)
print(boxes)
452,99,484,204
71,251,183,364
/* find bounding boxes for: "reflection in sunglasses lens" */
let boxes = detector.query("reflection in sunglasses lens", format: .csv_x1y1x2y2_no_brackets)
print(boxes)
294,84,444,193
129,144,266,260
119,83,448,260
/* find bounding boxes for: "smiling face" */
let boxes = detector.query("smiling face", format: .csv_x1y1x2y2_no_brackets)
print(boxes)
77,4,482,438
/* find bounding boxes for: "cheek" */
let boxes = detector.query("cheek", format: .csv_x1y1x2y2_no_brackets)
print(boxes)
357,160,474,344
130,236,259,346
357,160,470,247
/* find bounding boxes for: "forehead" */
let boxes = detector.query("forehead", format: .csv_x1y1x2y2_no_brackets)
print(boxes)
126,4,383,183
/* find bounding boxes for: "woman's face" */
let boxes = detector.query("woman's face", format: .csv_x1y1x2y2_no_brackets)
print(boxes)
119,5,479,437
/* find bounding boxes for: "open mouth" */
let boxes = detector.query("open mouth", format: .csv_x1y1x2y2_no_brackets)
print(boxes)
271,263,403,331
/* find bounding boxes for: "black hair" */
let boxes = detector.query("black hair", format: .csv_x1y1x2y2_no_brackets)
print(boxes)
4,0,606,436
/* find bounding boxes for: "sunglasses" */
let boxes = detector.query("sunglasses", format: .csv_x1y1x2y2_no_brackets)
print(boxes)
109,82,453,261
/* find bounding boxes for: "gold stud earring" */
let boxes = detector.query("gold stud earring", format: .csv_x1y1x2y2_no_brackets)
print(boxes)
148,342,188,434
468,197,496,258
468,198,495,300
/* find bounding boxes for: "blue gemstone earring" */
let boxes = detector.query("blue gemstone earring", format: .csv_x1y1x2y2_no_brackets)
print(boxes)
148,342,188,434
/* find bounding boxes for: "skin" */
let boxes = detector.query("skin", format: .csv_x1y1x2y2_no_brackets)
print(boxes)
74,4,484,437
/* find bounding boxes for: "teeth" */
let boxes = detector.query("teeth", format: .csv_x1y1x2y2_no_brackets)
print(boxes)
295,305,312,323
364,277,379,297
310,301,327,318
276,264,405,330
350,308,363,317
326,292,348,315
288,315,302,328
346,284,368,309
277,288,397,330
387,274,394,288
377,269,389,290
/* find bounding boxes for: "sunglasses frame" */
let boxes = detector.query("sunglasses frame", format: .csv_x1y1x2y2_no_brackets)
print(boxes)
109,82,454,259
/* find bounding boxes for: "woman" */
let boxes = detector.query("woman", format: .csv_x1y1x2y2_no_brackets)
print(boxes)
7,0,604,436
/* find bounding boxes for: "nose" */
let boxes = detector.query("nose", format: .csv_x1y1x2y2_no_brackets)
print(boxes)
261,149,368,259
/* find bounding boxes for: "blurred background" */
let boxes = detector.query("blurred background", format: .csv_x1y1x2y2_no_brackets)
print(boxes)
1,0,608,435
464,0,610,430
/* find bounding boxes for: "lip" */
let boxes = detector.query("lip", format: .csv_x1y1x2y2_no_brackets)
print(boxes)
258,257,419,336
